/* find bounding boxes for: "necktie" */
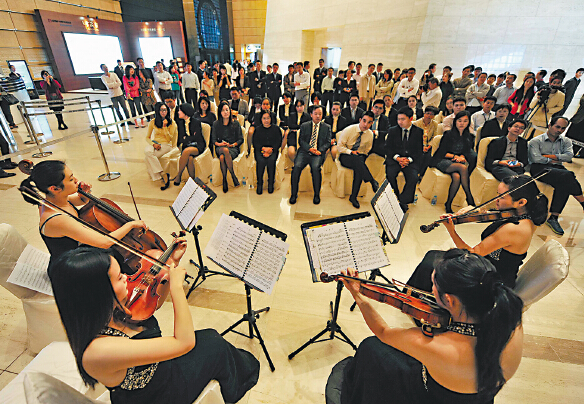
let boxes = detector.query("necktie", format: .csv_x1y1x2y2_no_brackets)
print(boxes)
310,123,319,148
352,131,363,151
372,118,378,131
352,109,355,120
298,114,302,125
403,129,409,150
333,117,338,133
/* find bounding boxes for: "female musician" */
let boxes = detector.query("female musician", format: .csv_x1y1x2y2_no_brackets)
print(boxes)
20,160,147,276
408,175,548,291
430,110,477,212
144,102,179,190
174,103,205,185
212,101,244,192
327,250,523,404
51,247,259,404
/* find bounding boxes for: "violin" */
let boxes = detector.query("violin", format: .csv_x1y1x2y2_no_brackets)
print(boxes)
320,273,451,336
420,209,523,233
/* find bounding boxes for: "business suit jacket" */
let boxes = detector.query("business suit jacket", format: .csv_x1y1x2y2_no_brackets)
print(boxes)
266,72,282,100
114,65,124,82
278,103,293,128
288,111,311,131
228,98,249,118
384,125,424,168
371,114,390,154
298,121,332,155
485,135,528,172
341,106,364,125
313,67,327,92
480,119,508,142
249,70,266,98
324,114,348,140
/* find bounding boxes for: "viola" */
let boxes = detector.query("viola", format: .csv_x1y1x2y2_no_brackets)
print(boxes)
320,273,451,336
126,231,186,321
77,187,167,273
420,208,524,233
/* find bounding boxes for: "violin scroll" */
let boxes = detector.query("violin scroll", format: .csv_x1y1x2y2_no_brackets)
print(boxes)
320,272,337,283
420,223,439,233
18,159,34,175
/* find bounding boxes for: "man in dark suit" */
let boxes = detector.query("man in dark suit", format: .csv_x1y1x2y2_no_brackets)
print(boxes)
313,59,327,94
324,101,348,159
384,107,424,210
368,99,390,156
289,105,331,205
249,60,266,100
485,119,529,181
113,60,124,83
266,63,282,112
228,87,249,119
478,103,511,148
341,95,364,125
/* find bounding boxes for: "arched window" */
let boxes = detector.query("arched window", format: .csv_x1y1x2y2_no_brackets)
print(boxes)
199,2,221,50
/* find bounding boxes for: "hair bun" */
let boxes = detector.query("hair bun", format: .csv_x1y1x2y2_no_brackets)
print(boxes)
18,159,34,175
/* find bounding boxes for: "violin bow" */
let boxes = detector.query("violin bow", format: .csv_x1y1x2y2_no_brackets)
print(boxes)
127,182,142,220
19,186,170,271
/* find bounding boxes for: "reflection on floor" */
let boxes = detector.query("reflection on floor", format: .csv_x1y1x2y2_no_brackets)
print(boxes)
1,93,584,403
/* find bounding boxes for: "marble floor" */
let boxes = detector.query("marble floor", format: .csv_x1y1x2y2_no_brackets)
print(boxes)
1,93,583,403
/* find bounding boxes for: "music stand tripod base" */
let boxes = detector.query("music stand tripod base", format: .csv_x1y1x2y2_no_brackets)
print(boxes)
32,151,53,158
98,172,121,181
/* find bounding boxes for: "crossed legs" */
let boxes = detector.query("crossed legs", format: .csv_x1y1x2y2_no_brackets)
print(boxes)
444,162,475,212
175,146,200,184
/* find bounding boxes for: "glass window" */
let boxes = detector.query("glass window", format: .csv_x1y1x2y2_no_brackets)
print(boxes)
199,2,221,50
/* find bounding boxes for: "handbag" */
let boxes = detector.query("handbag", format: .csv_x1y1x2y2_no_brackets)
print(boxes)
2,93,19,105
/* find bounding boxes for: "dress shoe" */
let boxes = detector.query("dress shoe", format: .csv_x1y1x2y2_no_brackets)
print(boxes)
445,203,453,214
9,124,18,129
0,170,16,178
268,182,274,194
371,180,379,193
160,173,171,190
400,202,409,213
289,195,297,204
349,196,360,209
1,161,18,170
313,195,320,205
256,184,263,195
222,179,228,193
232,176,240,187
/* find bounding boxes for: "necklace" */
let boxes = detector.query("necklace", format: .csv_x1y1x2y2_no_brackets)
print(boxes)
447,321,478,336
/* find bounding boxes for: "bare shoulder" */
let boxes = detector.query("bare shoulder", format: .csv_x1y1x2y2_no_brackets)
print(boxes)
501,324,524,381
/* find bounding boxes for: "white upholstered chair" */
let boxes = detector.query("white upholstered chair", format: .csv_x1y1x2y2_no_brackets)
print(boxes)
176,123,213,183
469,137,500,205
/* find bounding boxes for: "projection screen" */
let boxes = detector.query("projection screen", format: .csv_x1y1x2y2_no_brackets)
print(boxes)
138,37,174,69
63,33,124,75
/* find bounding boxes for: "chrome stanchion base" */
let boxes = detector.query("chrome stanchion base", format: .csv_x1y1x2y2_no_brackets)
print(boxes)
113,138,130,144
32,151,53,158
98,172,121,181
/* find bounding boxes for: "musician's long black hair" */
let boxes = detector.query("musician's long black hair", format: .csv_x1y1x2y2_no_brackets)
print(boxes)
502,174,548,226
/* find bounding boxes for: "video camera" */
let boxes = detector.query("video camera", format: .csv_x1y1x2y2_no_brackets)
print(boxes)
537,83,564,104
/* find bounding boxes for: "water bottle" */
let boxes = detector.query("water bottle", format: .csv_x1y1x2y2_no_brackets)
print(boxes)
209,174,213,184
242,176,246,187
413,194,418,205
431,195,437,206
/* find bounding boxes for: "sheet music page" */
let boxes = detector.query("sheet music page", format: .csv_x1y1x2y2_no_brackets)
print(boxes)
374,194,397,240
183,186,209,230
244,232,290,295
307,223,354,276
204,214,259,277
344,217,389,271
172,177,197,215
7,245,53,296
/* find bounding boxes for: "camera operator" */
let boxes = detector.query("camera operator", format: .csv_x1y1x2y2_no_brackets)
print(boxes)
526,75,565,140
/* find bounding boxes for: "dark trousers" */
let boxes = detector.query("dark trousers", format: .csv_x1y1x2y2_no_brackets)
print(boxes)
418,151,432,179
127,97,143,118
322,91,334,114
255,151,278,186
489,165,524,181
111,95,130,122
185,88,198,107
340,153,373,199
531,163,583,214
0,99,15,125
385,162,419,204
290,150,324,196
395,97,408,110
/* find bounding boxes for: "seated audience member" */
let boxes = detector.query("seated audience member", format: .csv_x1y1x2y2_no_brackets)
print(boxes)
286,99,311,161
479,103,511,144
278,92,293,130
526,75,565,140
407,95,423,121
382,94,398,127
430,110,477,212
321,67,336,113
324,101,348,159
253,110,282,194
144,102,179,190
470,96,496,135
228,87,249,119
442,97,467,131
452,65,473,98
247,97,277,154
368,99,390,157
465,72,490,115
493,74,517,105
421,77,442,111
384,107,424,211
413,106,439,178
213,101,244,193
566,94,584,157
289,105,331,205
528,116,584,235
311,92,324,109
337,112,378,208
374,69,394,101
174,103,206,185
396,68,419,109
341,95,365,125
508,76,535,119
485,119,529,181
195,96,217,127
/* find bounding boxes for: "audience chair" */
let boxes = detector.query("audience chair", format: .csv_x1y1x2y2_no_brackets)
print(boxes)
474,126,483,150
419,135,467,206
249,128,286,191
514,239,569,310
176,123,213,183
469,137,500,204
330,155,368,198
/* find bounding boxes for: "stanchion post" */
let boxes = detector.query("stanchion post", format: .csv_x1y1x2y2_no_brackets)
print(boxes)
91,125,121,181
18,104,52,158
110,105,128,143
95,98,115,136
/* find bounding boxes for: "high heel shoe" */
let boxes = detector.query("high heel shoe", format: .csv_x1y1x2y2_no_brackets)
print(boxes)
232,176,240,187
160,174,170,190
222,178,228,193
466,197,476,207
445,202,453,214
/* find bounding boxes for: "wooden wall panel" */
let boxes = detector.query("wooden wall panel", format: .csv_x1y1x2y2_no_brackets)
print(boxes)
22,48,50,64
6,0,36,14
11,13,39,31
0,12,14,30
0,47,25,61
15,31,44,48
0,30,19,47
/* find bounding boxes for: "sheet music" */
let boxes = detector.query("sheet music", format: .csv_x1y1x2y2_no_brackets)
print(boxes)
173,178,210,230
7,245,53,296
344,217,389,270
373,182,404,240
245,232,289,294
307,223,354,276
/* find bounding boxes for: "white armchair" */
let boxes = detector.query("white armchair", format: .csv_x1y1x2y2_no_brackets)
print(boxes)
177,123,213,184
470,137,500,205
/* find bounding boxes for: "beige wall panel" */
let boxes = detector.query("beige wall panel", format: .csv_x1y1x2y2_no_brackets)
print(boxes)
15,31,43,48
0,47,25,62
22,47,50,63
29,64,53,79
0,11,14,30
35,0,61,13
6,0,36,14
99,0,116,12
59,4,85,16
0,1,8,10
0,30,18,47
11,13,39,32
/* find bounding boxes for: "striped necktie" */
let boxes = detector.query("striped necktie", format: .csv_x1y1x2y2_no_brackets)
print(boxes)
310,122,319,148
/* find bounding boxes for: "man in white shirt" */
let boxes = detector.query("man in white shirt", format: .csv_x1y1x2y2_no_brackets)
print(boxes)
359,64,376,111
396,68,419,109
100,63,131,124
470,96,496,135
493,74,517,106
321,67,335,114
421,78,442,111
442,97,467,131
465,72,490,114
182,63,200,107
294,62,310,107
155,61,173,100
354,63,363,91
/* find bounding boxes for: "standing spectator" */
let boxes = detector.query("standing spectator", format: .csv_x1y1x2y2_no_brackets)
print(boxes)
485,74,497,97
155,61,173,100
253,110,282,194
556,68,583,117
101,64,131,125
294,62,311,106
493,74,517,106
249,60,266,100
196,60,206,84
266,63,282,112
40,70,67,130
235,66,250,101
217,64,232,101
453,66,473,98
8,64,21,80
201,70,215,102
438,66,454,111
313,59,327,94
334,70,345,105
321,68,335,114
359,64,376,111
508,77,535,118
182,63,200,108
169,64,184,104
526,76,565,140
421,77,442,111
136,58,155,88
113,60,124,83
566,94,584,157
123,66,145,128
340,69,357,108
138,69,156,121
465,72,490,114
374,63,384,82
0,85,18,129
354,63,363,92
283,64,295,104
534,69,547,90
375,69,394,101
396,68,419,109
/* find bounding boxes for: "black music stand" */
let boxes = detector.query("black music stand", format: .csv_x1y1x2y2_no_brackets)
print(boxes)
288,280,357,360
